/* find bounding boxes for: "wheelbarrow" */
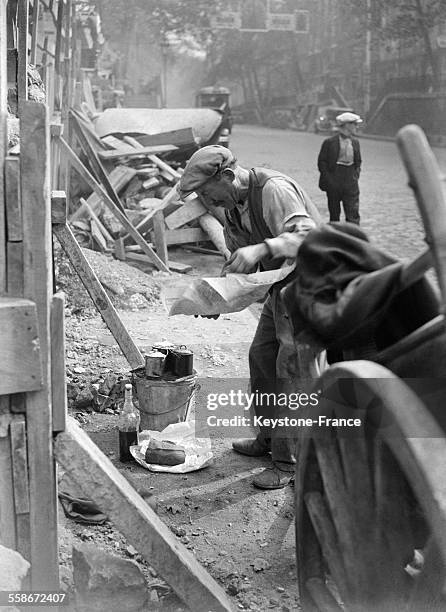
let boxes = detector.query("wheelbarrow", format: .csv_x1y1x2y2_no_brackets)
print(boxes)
284,125,446,611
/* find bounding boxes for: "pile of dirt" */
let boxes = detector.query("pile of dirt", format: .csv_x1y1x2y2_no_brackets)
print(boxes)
54,244,165,314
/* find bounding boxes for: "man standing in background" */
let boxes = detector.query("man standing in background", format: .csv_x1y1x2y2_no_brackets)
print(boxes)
317,111,362,224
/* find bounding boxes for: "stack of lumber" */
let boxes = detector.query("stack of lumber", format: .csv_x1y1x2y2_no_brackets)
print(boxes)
65,108,230,274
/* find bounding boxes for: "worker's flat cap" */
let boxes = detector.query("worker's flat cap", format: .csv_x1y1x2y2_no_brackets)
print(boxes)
178,145,236,197
336,112,363,125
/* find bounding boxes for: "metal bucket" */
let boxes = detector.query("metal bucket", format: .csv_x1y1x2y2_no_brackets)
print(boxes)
133,371,197,431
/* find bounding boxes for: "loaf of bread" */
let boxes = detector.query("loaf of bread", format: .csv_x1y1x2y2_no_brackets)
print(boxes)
144,438,186,466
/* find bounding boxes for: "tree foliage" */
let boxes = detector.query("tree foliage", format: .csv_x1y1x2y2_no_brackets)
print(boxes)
95,0,304,118
340,0,446,87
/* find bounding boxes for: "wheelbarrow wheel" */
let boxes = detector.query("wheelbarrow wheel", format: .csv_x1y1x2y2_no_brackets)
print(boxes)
295,361,446,612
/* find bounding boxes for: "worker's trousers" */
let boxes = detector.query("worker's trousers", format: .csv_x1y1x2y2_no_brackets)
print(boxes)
248,287,323,470
326,165,360,224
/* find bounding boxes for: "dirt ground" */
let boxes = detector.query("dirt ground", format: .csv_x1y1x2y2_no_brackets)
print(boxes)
57,244,299,612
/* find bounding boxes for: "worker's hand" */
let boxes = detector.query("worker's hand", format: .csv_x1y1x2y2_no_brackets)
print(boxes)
221,244,268,275
194,314,220,320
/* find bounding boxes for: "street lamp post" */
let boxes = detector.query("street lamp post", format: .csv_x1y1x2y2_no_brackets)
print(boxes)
160,37,169,108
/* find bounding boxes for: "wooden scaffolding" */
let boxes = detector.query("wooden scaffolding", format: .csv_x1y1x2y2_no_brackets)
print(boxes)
0,1,232,609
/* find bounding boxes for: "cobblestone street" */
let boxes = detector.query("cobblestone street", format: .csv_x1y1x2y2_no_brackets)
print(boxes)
231,124,446,261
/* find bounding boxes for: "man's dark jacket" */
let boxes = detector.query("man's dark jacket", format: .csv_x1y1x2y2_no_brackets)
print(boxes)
317,134,361,192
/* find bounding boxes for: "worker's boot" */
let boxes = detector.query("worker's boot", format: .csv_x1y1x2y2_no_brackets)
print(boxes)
232,437,270,457
252,464,294,489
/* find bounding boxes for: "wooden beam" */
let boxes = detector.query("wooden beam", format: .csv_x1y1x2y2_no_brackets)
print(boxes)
70,165,136,221
148,154,181,182
0,400,17,550
123,184,180,241
124,251,192,274
20,102,59,589
10,418,30,514
30,0,39,65
53,0,64,111
0,297,42,395
51,293,67,433
97,143,178,161
114,237,126,261
152,209,168,266
122,136,181,182
53,223,145,370
165,199,207,230
162,227,208,246
69,111,126,214
6,242,24,296
5,156,22,241
10,415,31,568
57,136,170,272
80,198,114,244
0,2,7,292
137,127,196,148
50,189,67,224
54,418,234,612
17,0,29,110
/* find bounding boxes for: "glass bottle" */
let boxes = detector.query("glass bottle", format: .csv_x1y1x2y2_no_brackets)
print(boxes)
118,384,140,462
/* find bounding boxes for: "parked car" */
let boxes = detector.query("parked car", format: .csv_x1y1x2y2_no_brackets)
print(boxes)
195,86,233,139
314,106,355,133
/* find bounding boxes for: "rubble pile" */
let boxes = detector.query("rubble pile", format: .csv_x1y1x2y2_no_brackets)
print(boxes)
68,107,227,271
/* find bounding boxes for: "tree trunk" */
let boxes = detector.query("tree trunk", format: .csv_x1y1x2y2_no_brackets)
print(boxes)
414,0,440,90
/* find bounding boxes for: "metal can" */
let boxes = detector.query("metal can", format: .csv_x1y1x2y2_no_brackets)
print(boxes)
171,348,194,377
152,341,176,372
145,351,166,377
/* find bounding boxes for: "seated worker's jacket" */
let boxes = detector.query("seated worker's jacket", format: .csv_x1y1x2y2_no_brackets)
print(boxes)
282,223,439,352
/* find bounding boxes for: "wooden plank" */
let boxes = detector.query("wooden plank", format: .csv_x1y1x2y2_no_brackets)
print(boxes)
162,227,208,246
124,185,180,243
70,111,126,213
0,422,17,548
51,293,67,433
7,47,17,84
91,218,107,252
165,199,207,230
80,198,114,244
54,417,234,612
53,223,145,369
10,419,30,514
20,101,59,590
0,2,7,292
57,136,170,272
122,136,181,182
124,251,192,273
71,165,136,221
152,209,168,266
5,156,22,241
81,71,96,113
50,118,63,190
0,297,43,394
53,0,64,111
114,238,126,261
30,0,40,65
137,127,196,148
70,107,108,149
17,0,29,109
148,154,182,181
101,134,126,150
51,190,67,224
98,143,178,161
7,242,24,296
